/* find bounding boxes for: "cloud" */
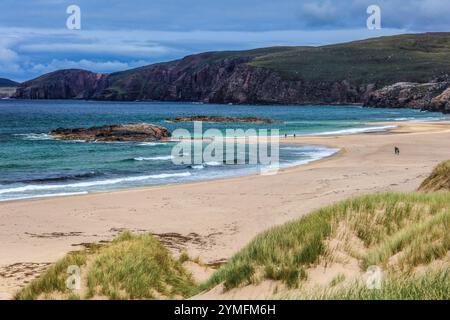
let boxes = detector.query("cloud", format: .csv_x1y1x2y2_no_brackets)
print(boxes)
0,26,406,81
20,43,171,58
30,59,151,73
1,0,449,81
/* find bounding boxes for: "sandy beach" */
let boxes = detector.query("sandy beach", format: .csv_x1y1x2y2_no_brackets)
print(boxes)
1,120,450,299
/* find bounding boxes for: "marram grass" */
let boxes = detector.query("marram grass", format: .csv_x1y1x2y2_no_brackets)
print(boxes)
16,191,450,299
300,269,450,300
199,192,450,294
419,160,450,192
15,232,196,300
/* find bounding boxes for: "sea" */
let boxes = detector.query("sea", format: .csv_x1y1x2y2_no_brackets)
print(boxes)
0,99,447,201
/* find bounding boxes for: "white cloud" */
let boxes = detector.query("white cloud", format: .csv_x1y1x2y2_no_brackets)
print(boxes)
0,26,407,80
20,43,171,58
30,59,151,74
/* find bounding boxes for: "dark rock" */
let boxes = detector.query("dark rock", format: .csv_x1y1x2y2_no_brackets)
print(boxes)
49,123,171,142
14,69,107,99
166,115,282,124
364,81,450,113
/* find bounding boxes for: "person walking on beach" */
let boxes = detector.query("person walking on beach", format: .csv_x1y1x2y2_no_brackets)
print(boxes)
395,146,400,155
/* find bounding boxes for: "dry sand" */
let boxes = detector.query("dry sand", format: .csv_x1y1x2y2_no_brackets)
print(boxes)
1,121,450,299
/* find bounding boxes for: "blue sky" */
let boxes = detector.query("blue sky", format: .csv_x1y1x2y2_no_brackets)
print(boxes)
1,0,449,82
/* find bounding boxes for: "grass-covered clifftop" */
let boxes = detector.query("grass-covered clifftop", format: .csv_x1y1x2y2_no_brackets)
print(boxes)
14,33,450,107
250,33,450,84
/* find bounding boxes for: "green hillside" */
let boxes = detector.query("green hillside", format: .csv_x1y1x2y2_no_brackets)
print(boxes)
108,32,450,87
248,33,450,83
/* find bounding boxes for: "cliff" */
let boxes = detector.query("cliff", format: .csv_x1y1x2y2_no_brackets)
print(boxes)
15,69,107,99
13,33,450,113
365,80,450,113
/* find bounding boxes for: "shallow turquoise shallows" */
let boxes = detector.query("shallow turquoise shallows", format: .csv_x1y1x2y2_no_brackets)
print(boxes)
0,99,447,201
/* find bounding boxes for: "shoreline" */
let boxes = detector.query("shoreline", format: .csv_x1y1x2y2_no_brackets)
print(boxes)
0,120,422,204
1,120,450,299
0,144,341,204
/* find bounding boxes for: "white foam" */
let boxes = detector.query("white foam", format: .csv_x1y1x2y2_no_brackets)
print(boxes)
0,172,192,195
14,133,54,141
205,161,221,166
400,117,449,122
137,142,169,147
284,148,339,167
191,165,205,170
134,155,174,161
0,192,88,202
313,125,397,136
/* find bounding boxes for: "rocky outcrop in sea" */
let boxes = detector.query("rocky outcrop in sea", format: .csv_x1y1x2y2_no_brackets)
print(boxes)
49,123,171,142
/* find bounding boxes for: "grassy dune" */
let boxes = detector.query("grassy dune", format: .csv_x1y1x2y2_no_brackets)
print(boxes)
15,232,196,300
201,192,450,296
419,160,450,192
299,269,450,300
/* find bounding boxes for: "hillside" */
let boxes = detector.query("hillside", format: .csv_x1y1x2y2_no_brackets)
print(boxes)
0,78,18,87
0,78,18,98
14,33,450,112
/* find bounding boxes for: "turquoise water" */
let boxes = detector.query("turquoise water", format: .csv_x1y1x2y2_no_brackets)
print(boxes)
0,100,447,201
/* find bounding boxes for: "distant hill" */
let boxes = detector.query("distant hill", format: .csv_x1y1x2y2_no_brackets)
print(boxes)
0,78,18,87
13,33,450,112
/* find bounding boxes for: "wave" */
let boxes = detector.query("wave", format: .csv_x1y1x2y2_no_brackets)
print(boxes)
204,161,221,166
133,155,174,161
313,125,397,136
190,165,205,170
284,148,339,167
14,133,54,141
16,171,102,184
0,172,192,195
137,142,170,147
392,116,449,122
0,191,88,202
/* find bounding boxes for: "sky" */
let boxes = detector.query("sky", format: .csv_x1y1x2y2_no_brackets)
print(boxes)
1,0,449,82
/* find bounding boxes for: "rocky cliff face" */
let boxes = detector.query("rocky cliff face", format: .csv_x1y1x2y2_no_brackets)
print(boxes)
15,69,107,99
14,55,372,105
12,33,450,113
91,53,372,104
365,81,450,113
